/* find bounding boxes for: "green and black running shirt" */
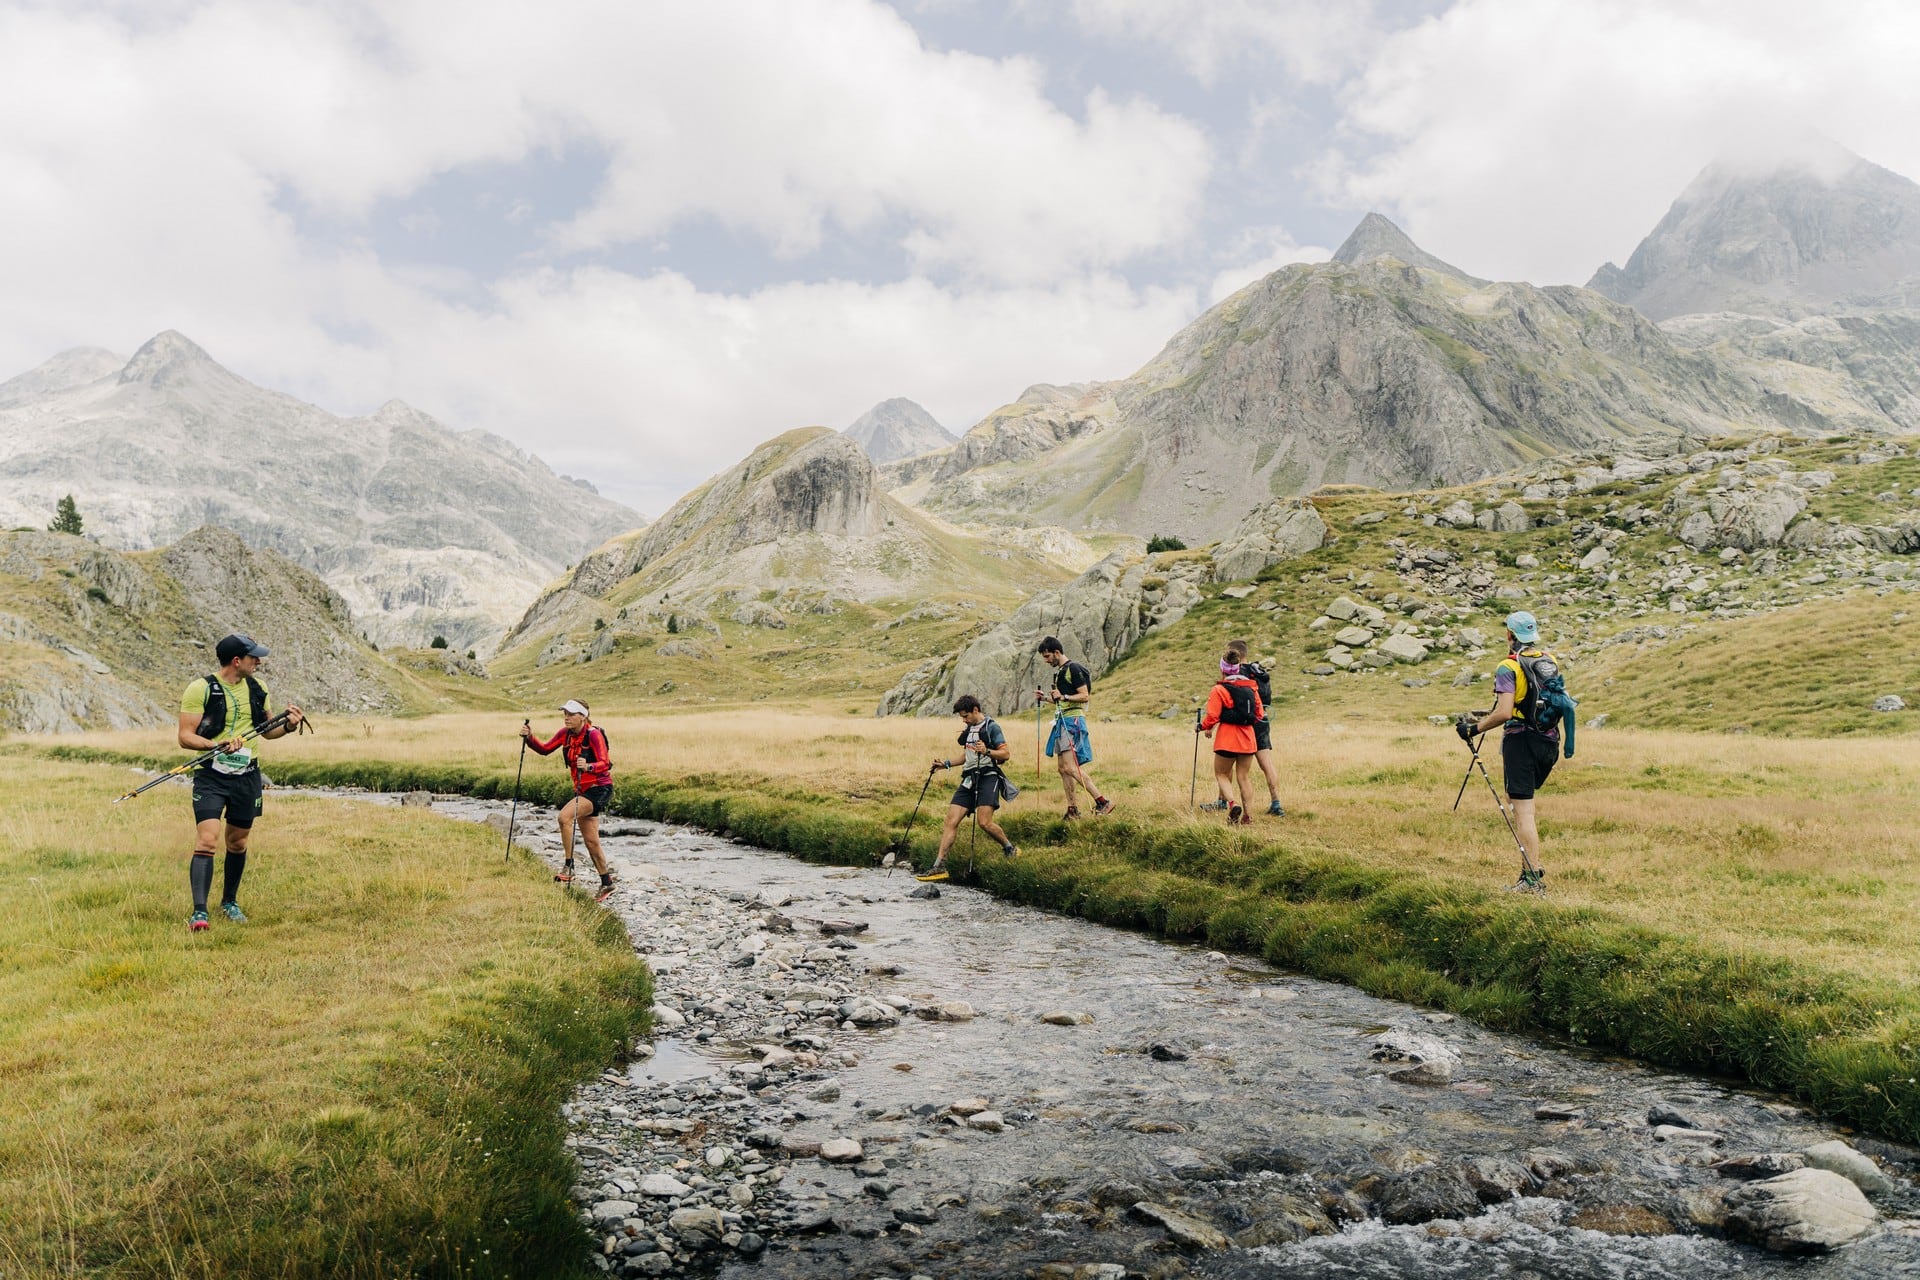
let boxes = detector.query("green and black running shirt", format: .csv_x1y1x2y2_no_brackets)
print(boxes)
180,676,275,775
1052,660,1092,707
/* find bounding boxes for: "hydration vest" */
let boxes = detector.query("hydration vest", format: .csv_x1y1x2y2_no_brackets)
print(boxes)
1216,680,1260,726
196,674,270,742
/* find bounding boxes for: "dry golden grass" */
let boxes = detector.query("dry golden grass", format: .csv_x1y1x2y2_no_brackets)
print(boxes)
53,708,1920,986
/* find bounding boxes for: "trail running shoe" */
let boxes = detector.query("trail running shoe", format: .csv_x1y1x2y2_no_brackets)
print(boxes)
1199,798,1230,812
1002,844,1019,859
915,864,950,882
553,864,575,883
189,909,210,933
1227,804,1243,825
220,901,248,923
594,879,617,903
1093,796,1116,816
1504,870,1547,895
1267,800,1285,817
1063,806,1081,821
1234,813,1255,826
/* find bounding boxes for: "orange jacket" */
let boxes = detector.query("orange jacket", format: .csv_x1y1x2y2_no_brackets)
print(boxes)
1200,677,1263,755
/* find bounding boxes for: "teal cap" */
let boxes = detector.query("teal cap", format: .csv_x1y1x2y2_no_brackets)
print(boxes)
1505,610,1539,643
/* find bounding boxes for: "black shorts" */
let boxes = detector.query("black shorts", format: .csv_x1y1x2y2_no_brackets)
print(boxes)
1214,749,1254,761
192,768,263,829
951,773,1007,812
1253,720,1272,752
578,785,613,817
1502,731,1559,800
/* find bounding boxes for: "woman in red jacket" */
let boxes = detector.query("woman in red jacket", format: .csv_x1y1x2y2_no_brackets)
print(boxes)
1197,654,1264,825
520,699,616,901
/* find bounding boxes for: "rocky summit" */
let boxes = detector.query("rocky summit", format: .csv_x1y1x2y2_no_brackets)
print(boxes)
0,331,643,652
1589,142,1920,321
916,221,1816,543
843,397,956,464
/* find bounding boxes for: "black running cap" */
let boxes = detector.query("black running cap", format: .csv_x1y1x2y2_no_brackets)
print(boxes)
216,633,269,663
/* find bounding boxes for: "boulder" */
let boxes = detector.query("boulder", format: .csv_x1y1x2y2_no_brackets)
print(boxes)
1438,500,1476,529
1801,1140,1894,1196
1377,1167,1480,1224
1333,626,1376,647
1723,1168,1877,1253
1872,694,1906,713
1492,500,1531,532
1368,1027,1460,1085
667,1206,727,1243
1210,498,1329,582
1129,1202,1230,1250
1379,634,1429,664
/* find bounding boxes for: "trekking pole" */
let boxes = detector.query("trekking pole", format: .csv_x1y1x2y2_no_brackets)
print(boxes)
506,720,529,861
1035,686,1047,784
1189,706,1202,809
886,763,939,874
1460,731,1539,876
112,711,297,803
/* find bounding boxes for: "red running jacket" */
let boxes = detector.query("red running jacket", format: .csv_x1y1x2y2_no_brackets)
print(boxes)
529,723,612,793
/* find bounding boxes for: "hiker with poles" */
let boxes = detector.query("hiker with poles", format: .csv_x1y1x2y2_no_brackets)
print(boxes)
1454,610,1576,895
519,699,617,902
916,695,1019,882
174,634,304,933
1038,636,1114,819
1197,650,1264,824
1225,639,1285,816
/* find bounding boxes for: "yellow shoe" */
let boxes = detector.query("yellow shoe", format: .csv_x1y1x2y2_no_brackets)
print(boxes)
915,864,949,882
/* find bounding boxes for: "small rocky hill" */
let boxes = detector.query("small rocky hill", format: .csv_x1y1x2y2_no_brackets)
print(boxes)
496,427,1078,671
0,526,428,733
0,332,645,653
918,222,1821,543
1589,144,1920,321
844,397,956,463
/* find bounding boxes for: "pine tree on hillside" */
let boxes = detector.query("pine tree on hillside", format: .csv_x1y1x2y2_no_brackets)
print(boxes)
48,495,83,535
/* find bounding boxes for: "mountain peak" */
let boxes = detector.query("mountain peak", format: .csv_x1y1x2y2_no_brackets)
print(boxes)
0,346,125,409
1588,144,1920,319
117,330,230,389
1332,213,1485,284
844,397,955,463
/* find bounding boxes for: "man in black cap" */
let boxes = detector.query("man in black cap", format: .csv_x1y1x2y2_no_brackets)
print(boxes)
177,634,303,933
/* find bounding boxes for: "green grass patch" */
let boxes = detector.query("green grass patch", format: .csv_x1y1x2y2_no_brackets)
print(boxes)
0,757,649,1278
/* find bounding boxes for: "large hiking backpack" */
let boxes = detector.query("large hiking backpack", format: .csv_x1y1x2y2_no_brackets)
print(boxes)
1517,651,1578,758
1217,680,1260,727
1238,661,1273,717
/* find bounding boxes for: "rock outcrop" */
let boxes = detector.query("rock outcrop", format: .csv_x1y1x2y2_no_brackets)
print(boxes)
1211,499,1330,582
0,332,645,652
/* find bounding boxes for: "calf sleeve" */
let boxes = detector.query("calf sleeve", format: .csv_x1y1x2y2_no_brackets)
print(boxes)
222,851,247,905
190,853,214,912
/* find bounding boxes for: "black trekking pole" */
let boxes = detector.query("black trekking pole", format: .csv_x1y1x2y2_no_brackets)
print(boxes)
1189,706,1203,809
506,719,529,861
885,763,939,874
113,711,301,803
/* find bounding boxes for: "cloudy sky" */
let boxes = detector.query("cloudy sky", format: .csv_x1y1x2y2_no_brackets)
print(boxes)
4,0,1919,515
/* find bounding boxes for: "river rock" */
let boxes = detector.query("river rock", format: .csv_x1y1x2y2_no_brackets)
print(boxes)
965,1111,1006,1132
1129,1202,1230,1250
1801,1140,1894,1196
591,1199,639,1226
1041,1010,1094,1026
1368,1027,1461,1085
1377,1167,1480,1225
949,1097,991,1116
1723,1168,1877,1253
668,1206,726,1243
638,1173,691,1198
820,1137,864,1162
1461,1155,1535,1203
1714,1153,1807,1180
839,997,899,1026
1653,1124,1724,1145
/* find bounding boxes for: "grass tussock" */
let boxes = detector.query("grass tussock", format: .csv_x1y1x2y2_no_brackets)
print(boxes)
0,755,649,1280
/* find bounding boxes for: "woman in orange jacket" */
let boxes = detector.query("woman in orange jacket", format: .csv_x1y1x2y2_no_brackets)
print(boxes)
1197,653,1264,825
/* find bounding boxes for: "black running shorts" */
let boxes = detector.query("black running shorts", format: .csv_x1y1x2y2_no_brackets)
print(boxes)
951,773,1006,812
1253,720,1272,752
579,785,613,817
192,768,263,829
1501,731,1558,800
1214,749,1254,761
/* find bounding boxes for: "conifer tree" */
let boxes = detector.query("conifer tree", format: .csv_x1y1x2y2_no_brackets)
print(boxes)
48,495,83,535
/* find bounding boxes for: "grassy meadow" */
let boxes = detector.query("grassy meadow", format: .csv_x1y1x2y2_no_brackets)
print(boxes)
0,753,649,1279
40,704,1920,1146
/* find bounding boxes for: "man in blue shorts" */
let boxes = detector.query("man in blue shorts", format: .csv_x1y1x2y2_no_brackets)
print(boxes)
1038,636,1114,819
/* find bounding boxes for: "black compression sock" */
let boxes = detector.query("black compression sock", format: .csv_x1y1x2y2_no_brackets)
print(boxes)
222,851,247,905
190,853,214,912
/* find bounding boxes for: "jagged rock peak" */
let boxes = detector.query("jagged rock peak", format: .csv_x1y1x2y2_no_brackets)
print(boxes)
844,397,956,464
1332,213,1486,285
118,330,234,389
1588,141,1920,320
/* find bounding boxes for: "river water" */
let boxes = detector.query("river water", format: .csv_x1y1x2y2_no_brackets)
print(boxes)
352,792,1920,1278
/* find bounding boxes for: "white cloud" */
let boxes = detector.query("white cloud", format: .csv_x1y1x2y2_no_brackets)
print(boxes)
1318,0,1920,284
1064,0,1381,86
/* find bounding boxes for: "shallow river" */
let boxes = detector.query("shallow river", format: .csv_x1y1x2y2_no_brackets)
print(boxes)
358,791,1920,1278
